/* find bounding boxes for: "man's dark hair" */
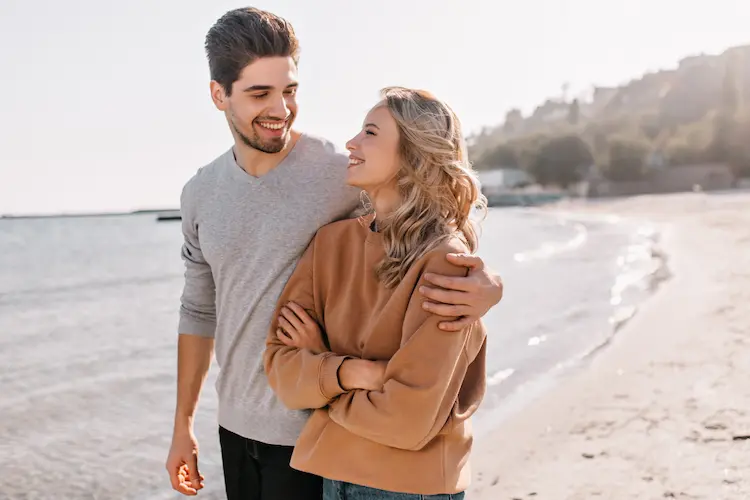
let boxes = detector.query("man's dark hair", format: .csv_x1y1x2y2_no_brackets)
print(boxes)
205,8,300,96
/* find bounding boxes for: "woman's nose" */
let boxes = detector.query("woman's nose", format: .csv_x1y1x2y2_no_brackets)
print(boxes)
346,133,360,152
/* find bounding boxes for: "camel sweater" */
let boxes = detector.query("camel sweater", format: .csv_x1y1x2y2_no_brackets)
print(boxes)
263,217,487,495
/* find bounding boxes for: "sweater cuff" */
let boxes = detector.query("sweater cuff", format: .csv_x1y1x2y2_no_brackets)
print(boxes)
178,313,217,338
319,354,349,400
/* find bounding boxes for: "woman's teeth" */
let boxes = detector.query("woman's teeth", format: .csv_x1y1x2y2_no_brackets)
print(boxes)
349,158,363,166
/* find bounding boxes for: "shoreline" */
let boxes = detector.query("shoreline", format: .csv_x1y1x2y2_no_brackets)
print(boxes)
0,208,177,220
471,191,750,499
474,206,670,437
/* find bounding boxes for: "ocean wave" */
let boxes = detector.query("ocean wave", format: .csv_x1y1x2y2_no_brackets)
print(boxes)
583,221,671,360
513,218,588,263
487,368,515,386
0,272,182,305
609,222,669,309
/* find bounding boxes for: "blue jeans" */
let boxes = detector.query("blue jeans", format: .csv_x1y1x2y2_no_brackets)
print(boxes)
323,479,465,500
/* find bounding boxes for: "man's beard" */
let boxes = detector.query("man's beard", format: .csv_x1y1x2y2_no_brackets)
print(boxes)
231,115,293,154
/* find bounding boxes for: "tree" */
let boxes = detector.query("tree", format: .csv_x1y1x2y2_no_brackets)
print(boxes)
502,109,524,136
475,143,519,170
721,53,741,114
529,134,593,187
509,133,550,171
726,116,750,178
638,111,662,140
665,139,705,166
602,136,649,181
707,113,734,163
567,99,580,125
666,118,713,165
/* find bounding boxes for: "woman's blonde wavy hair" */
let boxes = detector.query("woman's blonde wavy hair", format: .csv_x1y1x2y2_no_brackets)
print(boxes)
369,86,487,288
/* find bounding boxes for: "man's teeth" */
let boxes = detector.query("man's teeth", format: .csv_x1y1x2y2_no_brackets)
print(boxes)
258,122,285,130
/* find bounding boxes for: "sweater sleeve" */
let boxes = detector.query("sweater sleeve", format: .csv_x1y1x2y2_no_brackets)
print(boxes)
263,235,351,410
177,180,217,338
327,248,487,451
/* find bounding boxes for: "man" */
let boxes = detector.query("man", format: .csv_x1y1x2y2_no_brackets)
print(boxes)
165,7,504,500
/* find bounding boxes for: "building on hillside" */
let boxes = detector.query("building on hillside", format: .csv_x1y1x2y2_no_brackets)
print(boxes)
477,168,534,195
477,168,570,207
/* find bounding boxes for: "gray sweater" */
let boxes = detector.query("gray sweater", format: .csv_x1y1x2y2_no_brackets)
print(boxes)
178,134,360,445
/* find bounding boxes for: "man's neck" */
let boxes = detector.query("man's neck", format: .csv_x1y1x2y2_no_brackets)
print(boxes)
233,130,301,178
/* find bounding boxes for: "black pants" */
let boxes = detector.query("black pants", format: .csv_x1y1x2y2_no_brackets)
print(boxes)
219,426,323,500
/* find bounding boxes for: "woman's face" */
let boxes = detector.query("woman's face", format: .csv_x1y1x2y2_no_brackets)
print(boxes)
345,103,401,191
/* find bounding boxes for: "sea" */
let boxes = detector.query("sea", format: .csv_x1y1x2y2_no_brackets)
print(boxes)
0,207,668,499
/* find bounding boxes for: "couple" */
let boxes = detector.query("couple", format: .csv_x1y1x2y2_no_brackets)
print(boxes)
166,7,503,500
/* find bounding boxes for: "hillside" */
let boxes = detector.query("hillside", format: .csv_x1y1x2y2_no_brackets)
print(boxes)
469,44,750,185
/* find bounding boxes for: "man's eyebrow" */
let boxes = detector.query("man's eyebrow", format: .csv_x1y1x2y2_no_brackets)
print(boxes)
243,85,273,92
243,83,299,92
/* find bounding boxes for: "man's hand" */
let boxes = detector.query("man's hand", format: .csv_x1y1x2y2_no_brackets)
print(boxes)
166,427,205,496
277,302,328,354
420,253,504,331
338,359,388,391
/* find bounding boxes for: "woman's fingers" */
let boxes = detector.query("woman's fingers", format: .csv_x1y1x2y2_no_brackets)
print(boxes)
286,302,314,326
278,317,299,340
278,329,296,346
280,306,305,332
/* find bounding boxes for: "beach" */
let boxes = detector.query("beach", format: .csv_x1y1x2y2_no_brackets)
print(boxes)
471,191,750,500
1,191,747,499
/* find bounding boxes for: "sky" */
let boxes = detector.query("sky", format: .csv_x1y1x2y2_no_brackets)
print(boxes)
1,0,749,215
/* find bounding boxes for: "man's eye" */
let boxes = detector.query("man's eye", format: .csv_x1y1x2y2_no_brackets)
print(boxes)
284,89,297,96
253,93,268,99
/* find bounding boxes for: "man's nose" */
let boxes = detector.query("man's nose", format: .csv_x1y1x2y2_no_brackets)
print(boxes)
268,95,290,119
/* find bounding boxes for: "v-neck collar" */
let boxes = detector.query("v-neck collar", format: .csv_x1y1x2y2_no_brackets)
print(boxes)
226,134,307,185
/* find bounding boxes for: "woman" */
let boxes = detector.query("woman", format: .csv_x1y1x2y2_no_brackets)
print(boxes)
263,87,487,499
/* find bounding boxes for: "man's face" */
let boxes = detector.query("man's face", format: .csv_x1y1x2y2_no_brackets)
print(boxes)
211,56,299,154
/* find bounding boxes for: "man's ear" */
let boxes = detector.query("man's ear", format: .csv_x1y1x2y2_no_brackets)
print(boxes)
210,81,229,111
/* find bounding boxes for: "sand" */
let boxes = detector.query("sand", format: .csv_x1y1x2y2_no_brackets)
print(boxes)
470,191,750,500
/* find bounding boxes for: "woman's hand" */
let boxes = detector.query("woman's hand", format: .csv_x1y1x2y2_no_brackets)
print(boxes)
338,359,388,391
277,302,328,355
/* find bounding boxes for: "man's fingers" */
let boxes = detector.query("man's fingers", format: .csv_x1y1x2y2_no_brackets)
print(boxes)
280,307,305,332
438,315,476,332
171,467,197,496
286,302,313,326
419,286,470,306
188,452,201,490
422,301,471,318
446,252,484,270
176,483,198,496
422,273,474,292
169,467,181,491
167,459,184,491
